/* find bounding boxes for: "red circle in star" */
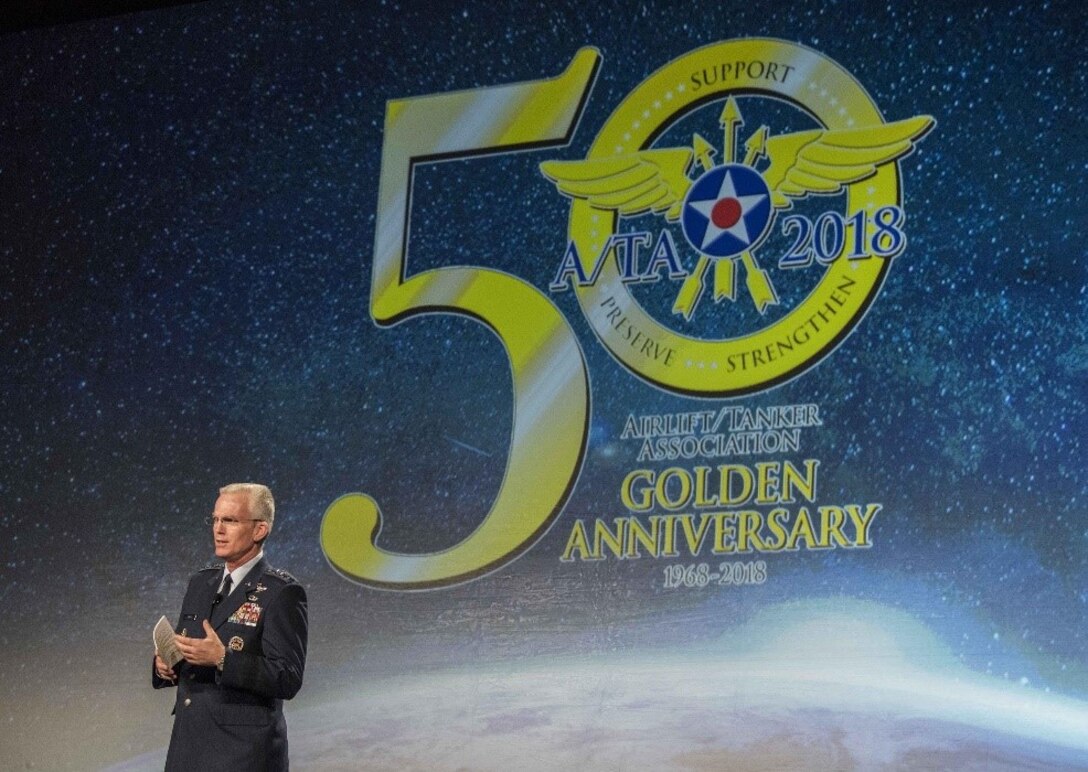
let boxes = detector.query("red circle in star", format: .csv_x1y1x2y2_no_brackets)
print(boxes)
711,198,742,229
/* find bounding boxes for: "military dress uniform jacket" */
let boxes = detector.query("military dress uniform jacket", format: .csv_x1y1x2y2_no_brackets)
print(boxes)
153,558,308,771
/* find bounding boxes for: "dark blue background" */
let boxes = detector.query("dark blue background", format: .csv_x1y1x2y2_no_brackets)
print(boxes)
1,1,1085,767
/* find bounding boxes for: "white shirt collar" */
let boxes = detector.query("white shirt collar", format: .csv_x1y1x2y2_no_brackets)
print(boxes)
222,550,264,594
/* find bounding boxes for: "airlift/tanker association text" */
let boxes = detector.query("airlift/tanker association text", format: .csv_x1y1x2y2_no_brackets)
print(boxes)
622,404,823,461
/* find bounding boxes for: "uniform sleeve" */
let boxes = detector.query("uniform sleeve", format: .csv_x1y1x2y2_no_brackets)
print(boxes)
218,582,308,700
151,657,178,690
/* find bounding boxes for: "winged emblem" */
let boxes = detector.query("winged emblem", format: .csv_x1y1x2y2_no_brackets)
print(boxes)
541,100,934,318
539,148,696,222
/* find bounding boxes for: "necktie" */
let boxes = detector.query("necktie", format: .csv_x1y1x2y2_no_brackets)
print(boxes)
212,573,233,617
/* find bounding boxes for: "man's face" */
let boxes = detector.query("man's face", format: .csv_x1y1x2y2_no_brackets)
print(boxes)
212,491,268,568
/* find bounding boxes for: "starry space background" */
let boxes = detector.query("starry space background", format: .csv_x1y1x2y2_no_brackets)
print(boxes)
1,0,1085,768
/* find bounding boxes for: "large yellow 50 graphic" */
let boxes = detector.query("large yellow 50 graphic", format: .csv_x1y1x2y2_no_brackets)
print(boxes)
320,51,600,589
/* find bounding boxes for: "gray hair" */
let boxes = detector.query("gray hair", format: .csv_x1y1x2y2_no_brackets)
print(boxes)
220,482,275,534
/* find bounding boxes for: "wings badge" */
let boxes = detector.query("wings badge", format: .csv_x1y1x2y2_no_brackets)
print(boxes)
541,100,934,319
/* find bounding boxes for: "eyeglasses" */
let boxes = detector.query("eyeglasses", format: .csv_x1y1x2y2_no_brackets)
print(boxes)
205,516,262,528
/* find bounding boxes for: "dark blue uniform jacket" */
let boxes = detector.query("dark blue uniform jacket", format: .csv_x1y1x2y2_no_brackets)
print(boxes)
153,558,307,771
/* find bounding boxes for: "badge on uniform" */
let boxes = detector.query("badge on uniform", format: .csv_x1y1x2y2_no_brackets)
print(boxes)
254,582,268,593
229,635,244,651
247,593,259,602
227,602,262,626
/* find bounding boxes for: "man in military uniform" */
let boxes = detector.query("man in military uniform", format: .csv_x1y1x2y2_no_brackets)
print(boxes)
153,483,307,771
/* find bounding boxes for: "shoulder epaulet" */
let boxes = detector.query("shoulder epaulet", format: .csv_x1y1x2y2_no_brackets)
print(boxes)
262,567,297,584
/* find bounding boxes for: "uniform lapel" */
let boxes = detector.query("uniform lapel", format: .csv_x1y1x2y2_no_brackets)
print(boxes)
177,571,221,638
211,557,267,630
201,568,222,622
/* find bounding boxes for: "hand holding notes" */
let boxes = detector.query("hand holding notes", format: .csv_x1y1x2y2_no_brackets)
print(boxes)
153,615,182,682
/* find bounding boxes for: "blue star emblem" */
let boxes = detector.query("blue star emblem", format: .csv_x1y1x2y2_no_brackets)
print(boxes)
681,164,773,259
